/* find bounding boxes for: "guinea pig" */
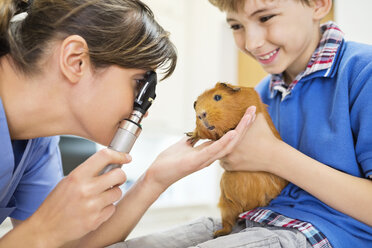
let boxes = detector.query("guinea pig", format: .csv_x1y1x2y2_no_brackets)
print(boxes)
187,82,288,237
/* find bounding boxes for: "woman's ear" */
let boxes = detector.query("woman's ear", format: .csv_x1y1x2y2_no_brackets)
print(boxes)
60,35,90,84
311,0,332,21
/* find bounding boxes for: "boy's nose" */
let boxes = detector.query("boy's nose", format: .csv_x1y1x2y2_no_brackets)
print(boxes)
245,29,265,52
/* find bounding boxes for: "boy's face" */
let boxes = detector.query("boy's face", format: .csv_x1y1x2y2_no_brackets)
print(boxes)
226,0,321,80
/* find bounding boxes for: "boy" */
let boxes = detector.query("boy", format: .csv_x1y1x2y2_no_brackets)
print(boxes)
116,0,372,247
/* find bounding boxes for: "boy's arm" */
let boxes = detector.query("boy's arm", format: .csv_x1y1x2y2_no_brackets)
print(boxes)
270,140,372,227
222,113,372,227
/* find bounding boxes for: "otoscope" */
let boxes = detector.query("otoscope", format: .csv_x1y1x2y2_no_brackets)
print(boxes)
100,71,158,174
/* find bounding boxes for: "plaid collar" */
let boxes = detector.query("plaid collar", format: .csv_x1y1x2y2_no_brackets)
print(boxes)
270,21,344,99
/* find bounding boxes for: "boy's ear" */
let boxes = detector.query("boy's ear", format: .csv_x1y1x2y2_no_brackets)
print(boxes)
60,35,90,84
311,0,332,21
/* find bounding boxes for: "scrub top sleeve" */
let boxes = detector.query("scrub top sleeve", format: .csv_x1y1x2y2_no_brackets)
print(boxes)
10,137,64,220
349,62,372,179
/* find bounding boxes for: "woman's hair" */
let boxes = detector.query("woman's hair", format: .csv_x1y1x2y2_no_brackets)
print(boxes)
0,0,177,79
208,0,311,12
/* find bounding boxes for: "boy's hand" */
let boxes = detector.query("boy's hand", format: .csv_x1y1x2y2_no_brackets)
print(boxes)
145,107,256,193
25,149,129,247
220,113,282,172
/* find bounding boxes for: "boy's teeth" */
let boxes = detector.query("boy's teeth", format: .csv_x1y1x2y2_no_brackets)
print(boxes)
259,49,277,60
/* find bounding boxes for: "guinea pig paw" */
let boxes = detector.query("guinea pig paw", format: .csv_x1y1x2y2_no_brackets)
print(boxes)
185,132,199,145
185,131,194,137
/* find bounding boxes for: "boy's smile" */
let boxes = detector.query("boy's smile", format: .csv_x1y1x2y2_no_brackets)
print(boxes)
226,0,322,83
257,48,280,64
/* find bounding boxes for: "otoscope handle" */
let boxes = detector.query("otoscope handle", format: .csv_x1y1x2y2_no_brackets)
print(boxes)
100,119,142,175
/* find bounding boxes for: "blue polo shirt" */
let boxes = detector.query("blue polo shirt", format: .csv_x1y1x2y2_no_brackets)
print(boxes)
0,98,63,223
256,40,372,247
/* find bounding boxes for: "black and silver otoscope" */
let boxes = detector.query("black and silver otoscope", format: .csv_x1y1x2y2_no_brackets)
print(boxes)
100,71,158,174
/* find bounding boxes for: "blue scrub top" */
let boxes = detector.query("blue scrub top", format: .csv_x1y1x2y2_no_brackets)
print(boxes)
0,98,63,223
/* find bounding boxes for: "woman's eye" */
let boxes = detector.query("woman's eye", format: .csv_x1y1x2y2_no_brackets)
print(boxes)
134,79,144,96
214,94,222,101
260,15,275,23
229,24,242,30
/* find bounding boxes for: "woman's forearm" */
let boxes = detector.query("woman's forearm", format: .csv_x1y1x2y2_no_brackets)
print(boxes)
271,141,372,227
71,173,163,248
0,218,56,248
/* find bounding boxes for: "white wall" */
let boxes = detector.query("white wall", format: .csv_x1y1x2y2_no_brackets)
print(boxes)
335,0,372,44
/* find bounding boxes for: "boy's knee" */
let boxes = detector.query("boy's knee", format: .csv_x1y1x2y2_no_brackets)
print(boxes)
189,216,222,234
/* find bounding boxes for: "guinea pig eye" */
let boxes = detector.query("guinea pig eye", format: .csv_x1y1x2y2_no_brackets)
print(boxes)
214,94,222,101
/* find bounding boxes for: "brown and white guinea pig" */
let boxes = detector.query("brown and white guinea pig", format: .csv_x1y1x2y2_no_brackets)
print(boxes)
187,82,288,237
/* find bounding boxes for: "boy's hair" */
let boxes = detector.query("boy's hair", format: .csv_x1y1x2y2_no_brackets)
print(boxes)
0,0,177,79
208,0,311,12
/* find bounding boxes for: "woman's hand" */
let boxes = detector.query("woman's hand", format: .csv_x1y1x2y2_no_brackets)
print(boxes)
24,149,130,247
144,106,257,193
220,112,283,173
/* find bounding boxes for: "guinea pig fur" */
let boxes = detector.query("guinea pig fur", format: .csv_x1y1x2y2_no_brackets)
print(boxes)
187,82,288,237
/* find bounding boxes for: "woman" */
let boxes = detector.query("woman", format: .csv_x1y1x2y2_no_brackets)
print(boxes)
0,0,255,247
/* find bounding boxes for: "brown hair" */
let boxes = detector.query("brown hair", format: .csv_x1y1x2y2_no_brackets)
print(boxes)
0,0,177,79
208,0,311,12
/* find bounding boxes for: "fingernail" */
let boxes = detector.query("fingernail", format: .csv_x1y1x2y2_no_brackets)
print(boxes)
246,113,252,122
243,114,252,127
126,154,132,161
249,106,257,115
244,106,256,117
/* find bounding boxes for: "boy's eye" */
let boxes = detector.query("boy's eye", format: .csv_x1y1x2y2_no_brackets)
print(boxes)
229,24,242,30
260,15,275,23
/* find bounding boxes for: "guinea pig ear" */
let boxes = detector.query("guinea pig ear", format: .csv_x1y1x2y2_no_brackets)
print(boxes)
215,82,226,88
193,100,197,109
216,82,227,87
219,82,241,93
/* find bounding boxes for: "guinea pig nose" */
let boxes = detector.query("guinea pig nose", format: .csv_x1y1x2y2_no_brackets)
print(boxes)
198,111,207,120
